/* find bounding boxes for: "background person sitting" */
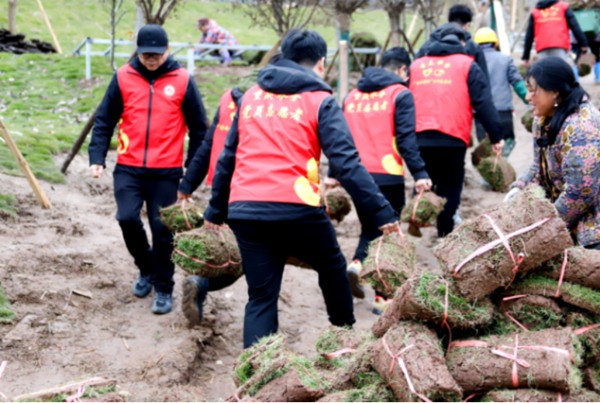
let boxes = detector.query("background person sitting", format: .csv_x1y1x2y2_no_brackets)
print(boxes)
195,17,239,65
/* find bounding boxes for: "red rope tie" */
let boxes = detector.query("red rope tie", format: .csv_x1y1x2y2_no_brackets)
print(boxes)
381,335,431,402
441,280,453,355
375,236,394,296
490,334,529,388
66,385,86,403
555,250,569,298
411,189,425,223
463,393,481,402
501,295,530,332
0,361,7,401
557,392,562,402
483,215,525,288
180,199,192,230
492,149,502,173
574,324,600,336
453,218,549,278
324,348,356,360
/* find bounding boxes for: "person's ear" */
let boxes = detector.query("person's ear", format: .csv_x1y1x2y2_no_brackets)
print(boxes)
314,57,326,78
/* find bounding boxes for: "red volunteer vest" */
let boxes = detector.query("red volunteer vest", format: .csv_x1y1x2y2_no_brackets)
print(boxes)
532,1,570,52
344,84,406,176
229,85,330,207
410,54,473,146
116,64,189,168
206,89,237,186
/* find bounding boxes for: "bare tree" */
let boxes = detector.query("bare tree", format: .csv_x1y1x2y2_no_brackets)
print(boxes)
414,0,445,36
101,0,126,71
380,0,407,47
137,0,182,25
238,0,321,37
324,0,368,41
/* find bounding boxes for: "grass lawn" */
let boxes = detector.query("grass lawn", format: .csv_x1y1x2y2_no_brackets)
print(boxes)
0,286,15,323
0,1,424,184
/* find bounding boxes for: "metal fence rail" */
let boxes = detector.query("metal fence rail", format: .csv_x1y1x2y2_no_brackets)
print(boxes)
73,37,381,79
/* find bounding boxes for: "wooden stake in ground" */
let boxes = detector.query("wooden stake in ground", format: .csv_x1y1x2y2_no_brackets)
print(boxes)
493,0,511,54
338,40,349,101
8,0,17,34
0,119,51,209
35,0,62,54
258,37,283,68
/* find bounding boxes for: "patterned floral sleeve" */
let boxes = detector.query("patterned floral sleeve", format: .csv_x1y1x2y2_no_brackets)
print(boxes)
513,118,542,189
554,111,600,227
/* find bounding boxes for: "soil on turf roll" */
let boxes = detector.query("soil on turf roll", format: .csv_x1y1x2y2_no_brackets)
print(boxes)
476,155,517,192
446,327,583,393
359,232,415,299
323,187,352,223
435,185,573,302
314,327,372,369
159,201,204,233
372,273,494,338
498,294,564,331
482,388,600,402
172,226,242,278
540,247,600,291
400,191,446,229
566,312,600,366
584,362,600,393
521,110,533,133
371,322,463,402
506,275,600,316
316,381,396,402
471,137,493,166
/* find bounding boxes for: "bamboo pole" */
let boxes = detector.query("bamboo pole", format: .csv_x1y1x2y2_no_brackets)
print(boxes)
377,31,392,66
493,0,511,54
510,0,518,31
339,40,349,102
13,377,116,401
35,0,62,54
258,37,283,68
406,7,420,40
0,119,51,209
324,48,339,81
348,42,364,74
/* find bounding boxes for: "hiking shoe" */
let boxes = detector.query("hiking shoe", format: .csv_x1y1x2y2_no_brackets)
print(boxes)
132,275,152,298
372,295,392,315
347,260,365,299
151,292,173,314
182,276,209,326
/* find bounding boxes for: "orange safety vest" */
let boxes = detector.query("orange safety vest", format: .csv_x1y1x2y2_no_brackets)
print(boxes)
206,89,237,186
410,54,473,146
532,1,570,52
116,64,189,168
344,84,406,176
229,85,330,207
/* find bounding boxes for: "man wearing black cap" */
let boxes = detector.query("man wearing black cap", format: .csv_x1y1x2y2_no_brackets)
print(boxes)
89,24,208,315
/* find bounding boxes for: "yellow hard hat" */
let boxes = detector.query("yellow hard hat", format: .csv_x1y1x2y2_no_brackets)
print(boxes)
474,27,498,45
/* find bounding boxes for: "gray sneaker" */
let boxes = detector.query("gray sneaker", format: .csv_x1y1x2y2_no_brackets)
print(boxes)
132,275,152,298
151,292,172,314
182,276,209,326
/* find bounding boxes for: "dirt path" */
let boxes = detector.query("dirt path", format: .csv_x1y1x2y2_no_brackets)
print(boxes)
0,72,597,401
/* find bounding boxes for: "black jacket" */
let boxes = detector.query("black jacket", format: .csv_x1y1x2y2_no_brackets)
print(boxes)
346,66,429,186
203,59,396,226
417,22,490,85
179,87,244,194
523,0,588,60
89,57,208,175
414,32,503,147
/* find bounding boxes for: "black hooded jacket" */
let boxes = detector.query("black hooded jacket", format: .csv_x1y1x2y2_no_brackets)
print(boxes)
179,86,244,194
522,0,588,60
414,34,503,147
344,66,428,186
89,56,208,176
416,22,490,84
203,58,396,226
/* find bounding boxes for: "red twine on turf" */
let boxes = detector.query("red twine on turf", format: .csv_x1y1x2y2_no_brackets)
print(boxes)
66,384,85,402
381,335,431,402
324,348,356,360
180,199,192,230
411,189,425,223
492,149,502,173
501,295,530,332
0,361,7,401
575,324,600,336
453,218,549,280
555,250,569,298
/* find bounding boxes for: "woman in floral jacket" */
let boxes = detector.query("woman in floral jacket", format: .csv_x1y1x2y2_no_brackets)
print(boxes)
196,18,239,65
510,57,600,250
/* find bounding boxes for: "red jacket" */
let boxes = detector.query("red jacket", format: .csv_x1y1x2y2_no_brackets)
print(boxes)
116,64,190,168
532,1,570,52
344,84,407,176
410,54,474,146
206,89,237,186
229,85,330,206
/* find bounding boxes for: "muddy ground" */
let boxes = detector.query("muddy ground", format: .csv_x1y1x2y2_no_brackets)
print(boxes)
0,68,597,401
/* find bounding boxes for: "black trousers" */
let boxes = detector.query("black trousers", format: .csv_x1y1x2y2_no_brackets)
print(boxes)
476,110,515,142
113,166,179,294
353,183,405,262
229,212,355,348
419,146,467,237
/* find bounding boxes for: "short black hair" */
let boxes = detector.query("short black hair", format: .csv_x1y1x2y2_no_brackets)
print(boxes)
449,4,473,25
381,47,411,70
281,29,327,67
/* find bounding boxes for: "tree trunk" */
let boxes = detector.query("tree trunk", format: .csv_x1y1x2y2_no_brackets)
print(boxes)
8,0,17,34
110,0,117,71
136,3,145,31
388,10,401,47
337,11,351,42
